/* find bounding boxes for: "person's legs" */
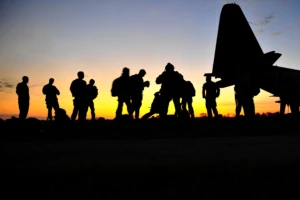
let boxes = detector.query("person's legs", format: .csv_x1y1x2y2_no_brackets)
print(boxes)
47,103,53,121
141,112,154,120
19,100,29,119
71,99,79,121
89,101,96,120
173,96,181,118
160,95,171,118
187,97,194,119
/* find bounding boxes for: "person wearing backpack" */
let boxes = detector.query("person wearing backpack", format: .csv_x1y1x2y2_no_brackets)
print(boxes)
86,79,98,120
156,63,184,118
130,69,150,119
181,80,196,119
111,67,133,119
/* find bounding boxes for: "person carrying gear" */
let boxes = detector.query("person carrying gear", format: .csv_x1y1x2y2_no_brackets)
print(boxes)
156,63,184,118
181,80,196,119
42,78,60,121
70,71,88,121
112,67,133,119
234,74,260,117
202,75,220,118
141,91,163,119
130,69,150,119
86,79,98,120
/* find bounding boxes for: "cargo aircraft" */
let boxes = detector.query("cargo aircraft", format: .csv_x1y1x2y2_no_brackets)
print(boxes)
206,3,300,114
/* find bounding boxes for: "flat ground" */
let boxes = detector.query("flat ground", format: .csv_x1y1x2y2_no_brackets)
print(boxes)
1,116,300,197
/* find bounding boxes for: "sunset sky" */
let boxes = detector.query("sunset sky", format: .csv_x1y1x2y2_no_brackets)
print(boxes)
1,0,300,119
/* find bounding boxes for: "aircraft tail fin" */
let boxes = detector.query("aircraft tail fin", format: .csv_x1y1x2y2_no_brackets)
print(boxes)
212,3,265,79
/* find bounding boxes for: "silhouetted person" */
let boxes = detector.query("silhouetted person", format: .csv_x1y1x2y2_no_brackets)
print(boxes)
235,91,242,117
16,76,29,119
130,69,150,119
42,78,60,121
70,71,88,121
54,108,71,128
141,91,163,119
281,78,300,115
234,74,260,117
181,80,195,119
156,63,184,118
202,75,220,118
86,79,98,120
278,76,291,115
111,67,133,119
55,108,70,122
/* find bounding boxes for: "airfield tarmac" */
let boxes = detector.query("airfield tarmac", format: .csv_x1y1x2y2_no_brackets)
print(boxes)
1,117,300,197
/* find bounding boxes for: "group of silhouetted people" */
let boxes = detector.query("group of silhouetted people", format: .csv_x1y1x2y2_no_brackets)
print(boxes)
16,62,271,121
16,71,98,122
110,63,220,120
70,71,98,121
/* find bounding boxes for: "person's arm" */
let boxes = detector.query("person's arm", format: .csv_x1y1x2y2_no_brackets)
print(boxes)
202,84,206,99
94,87,98,99
70,81,75,97
191,82,196,96
16,84,20,95
216,85,220,97
155,73,164,84
56,87,60,95
143,81,150,88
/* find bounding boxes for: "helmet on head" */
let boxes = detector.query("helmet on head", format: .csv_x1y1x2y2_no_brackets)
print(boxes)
89,79,95,85
77,71,84,79
22,76,29,83
49,78,54,84
139,69,146,76
165,63,174,72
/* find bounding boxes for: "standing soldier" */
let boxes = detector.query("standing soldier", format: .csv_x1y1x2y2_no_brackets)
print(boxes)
111,67,133,119
181,80,196,119
156,63,184,118
16,76,30,120
42,78,60,121
234,74,260,117
234,91,242,117
86,79,98,120
130,69,150,119
202,75,220,118
70,71,88,121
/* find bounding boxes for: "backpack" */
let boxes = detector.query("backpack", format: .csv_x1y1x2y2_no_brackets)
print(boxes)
187,81,195,97
111,77,121,97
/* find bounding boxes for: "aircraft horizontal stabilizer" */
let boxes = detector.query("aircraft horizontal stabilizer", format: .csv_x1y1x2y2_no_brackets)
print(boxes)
216,80,234,88
263,51,281,66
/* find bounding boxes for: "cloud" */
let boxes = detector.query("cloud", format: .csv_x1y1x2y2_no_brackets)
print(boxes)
220,0,298,38
0,79,15,92
270,32,282,37
29,84,43,88
250,15,274,26
251,15,276,36
258,15,274,26
254,28,265,35
269,22,300,38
